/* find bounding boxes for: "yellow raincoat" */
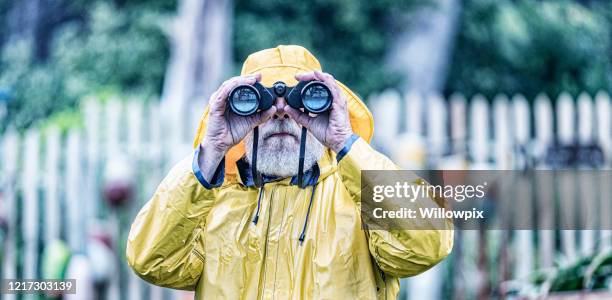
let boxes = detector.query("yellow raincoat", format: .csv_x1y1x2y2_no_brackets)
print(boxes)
126,45,453,299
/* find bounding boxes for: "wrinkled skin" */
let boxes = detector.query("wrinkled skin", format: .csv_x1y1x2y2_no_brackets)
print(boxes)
285,71,353,154
199,71,353,181
202,73,276,154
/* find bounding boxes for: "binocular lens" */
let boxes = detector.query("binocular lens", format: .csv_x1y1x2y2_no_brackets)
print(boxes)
229,85,259,116
302,83,331,113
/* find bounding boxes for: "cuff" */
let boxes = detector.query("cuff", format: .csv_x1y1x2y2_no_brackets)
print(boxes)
192,146,225,189
336,134,360,162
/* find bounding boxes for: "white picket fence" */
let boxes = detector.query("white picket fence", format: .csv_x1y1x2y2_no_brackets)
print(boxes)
370,90,611,169
0,98,202,300
0,90,611,299
369,90,612,299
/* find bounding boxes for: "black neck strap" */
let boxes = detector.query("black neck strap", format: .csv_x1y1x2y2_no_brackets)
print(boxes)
252,126,263,187
252,126,308,189
297,126,307,188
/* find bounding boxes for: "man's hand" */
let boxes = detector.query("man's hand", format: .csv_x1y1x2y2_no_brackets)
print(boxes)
199,73,277,181
285,71,353,153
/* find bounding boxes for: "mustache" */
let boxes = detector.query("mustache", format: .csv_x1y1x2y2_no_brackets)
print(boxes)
260,120,301,139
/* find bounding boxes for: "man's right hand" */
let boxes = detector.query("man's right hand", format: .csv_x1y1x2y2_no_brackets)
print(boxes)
198,73,277,182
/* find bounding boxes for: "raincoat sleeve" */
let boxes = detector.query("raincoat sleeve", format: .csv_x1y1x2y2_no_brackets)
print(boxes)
336,135,454,278
126,148,224,290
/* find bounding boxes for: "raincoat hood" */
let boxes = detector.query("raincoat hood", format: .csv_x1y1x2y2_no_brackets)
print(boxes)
192,45,374,178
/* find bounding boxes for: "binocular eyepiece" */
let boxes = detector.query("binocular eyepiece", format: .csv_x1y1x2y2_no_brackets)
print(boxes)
228,80,333,116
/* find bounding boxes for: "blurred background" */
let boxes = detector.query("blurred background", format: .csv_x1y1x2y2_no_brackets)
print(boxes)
0,0,611,299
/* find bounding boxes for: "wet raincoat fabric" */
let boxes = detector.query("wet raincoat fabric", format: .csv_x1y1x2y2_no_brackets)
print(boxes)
126,45,453,299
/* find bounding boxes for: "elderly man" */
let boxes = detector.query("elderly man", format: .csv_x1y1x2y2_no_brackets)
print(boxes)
126,45,453,299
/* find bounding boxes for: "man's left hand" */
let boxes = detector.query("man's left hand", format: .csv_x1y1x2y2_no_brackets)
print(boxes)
285,71,354,153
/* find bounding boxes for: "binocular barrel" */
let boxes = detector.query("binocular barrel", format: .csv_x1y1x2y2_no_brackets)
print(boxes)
228,80,332,116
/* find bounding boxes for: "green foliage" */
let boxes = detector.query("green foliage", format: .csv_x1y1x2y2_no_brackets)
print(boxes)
512,249,612,296
39,110,83,134
1,0,423,130
0,41,69,130
233,0,426,98
0,0,174,130
445,0,612,100
52,2,170,100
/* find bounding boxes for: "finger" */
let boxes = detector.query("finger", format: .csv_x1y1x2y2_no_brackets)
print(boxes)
252,73,262,82
229,74,259,89
313,71,346,110
209,90,227,114
219,75,240,91
314,71,339,93
295,72,316,81
314,71,334,82
221,74,258,95
213,76,241,103
315,71,338,92
330,87,347,112
285,106,313,129
212,75,260,112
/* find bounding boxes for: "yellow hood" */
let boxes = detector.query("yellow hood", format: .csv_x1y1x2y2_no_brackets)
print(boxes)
192,45,374,177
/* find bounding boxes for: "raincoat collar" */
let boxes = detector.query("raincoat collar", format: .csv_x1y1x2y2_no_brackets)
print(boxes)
234,149,337,188
236,157,320,188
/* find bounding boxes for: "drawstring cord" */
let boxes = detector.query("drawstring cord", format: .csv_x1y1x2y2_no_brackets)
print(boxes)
297,127,307,188
298,184,317,245
252,127,263,187
250,175,316,244
252,186,265,224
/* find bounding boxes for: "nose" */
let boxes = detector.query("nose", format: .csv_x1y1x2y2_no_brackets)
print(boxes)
272,97,289,120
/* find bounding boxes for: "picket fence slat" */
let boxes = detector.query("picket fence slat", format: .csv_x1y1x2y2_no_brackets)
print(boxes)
470,95,490,167
578,93,595,145
127,101,143,158
427,94,447,163
1,131,19,300
493,95,511,169
105,99,123,159
449,93,467,155
512,95,530,168
557,92,575,145
406,91,423,136
44,126,61,243
66,130,84,252
22,130,39,300
534,94,554,161
371,90,401,152
596,92,612,163
84,99,101,222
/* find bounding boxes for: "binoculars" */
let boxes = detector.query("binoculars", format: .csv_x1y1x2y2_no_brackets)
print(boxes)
228,80,333,116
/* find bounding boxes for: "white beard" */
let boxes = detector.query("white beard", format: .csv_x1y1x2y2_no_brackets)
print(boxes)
244,119,324,178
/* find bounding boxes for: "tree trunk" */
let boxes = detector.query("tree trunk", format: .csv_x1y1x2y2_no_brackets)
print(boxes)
160,0,232,152
386,0,461,94
3,0,83,61
4,0,40,45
